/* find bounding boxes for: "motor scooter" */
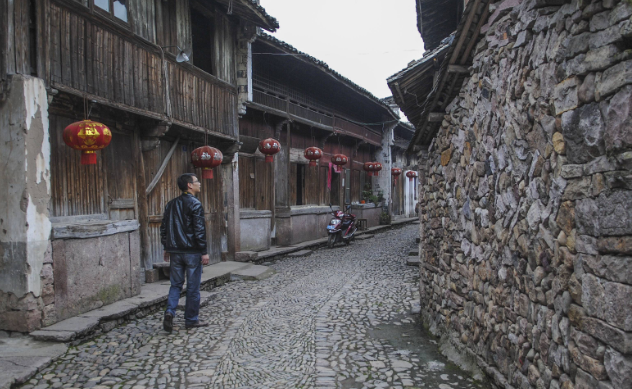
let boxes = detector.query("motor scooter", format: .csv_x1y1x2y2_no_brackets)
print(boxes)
326,204,358,248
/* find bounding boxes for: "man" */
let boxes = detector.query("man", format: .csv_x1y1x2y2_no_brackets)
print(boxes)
160,173,210,332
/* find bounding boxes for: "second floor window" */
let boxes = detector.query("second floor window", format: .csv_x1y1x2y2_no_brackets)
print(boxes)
94,0,128,23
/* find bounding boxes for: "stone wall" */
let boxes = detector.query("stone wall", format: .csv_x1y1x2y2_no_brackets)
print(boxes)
417,1,632,388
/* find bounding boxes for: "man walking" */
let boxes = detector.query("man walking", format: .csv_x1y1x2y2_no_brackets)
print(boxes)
160,173,210,332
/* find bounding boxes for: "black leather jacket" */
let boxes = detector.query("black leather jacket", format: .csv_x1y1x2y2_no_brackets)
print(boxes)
160,193,207,254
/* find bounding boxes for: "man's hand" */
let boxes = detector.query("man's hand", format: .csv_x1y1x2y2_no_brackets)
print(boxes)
164,251,170,262
201,254,210,266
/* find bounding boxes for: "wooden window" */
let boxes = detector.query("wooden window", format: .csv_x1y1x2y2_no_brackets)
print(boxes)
191,9,214,75
93,0,128,23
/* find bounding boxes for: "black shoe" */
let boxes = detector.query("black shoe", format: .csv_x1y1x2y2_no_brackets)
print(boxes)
185,320,209,329
163,313,173,333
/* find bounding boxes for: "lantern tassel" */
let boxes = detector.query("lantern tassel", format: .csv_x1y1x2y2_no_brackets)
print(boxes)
202,169,214,180
309,160,317,167
265,155,274,163
81,151,97,165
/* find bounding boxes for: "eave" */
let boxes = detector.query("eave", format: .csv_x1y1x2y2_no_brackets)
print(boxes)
213,0,279,31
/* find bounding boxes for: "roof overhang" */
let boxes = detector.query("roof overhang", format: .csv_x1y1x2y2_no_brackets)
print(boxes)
256,33,400,123
213,0,279,31
389,0,492,152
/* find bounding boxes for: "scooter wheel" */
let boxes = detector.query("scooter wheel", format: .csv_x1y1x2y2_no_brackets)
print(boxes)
327,234,335,248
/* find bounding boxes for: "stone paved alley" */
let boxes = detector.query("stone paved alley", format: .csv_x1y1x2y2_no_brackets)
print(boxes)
20,225,484,389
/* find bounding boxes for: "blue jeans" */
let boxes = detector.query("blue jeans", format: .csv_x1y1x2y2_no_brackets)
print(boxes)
165,253,202,325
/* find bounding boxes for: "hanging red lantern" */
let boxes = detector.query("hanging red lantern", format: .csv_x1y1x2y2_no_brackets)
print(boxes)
391,168,402,185
62,120,112,165
373,162,383,177
331,154,348,167
304,147,323,167
191,146,223,179
363,162,375,176
406,170,418,182
259,138,281,163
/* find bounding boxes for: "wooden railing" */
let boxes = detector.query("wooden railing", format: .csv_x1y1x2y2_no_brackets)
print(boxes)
48,1,236,136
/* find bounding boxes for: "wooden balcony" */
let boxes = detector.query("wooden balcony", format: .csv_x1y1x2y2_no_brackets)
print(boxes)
251,76,382,146
47,1,237,137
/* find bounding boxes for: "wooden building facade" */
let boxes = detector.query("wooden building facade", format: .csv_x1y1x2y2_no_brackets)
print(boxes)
0,0,277,332
237,33,399,250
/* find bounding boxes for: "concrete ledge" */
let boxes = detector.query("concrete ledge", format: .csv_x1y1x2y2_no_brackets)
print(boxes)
231,265,276,281
0,338,68,389
240,209,272,219
286,249,313,257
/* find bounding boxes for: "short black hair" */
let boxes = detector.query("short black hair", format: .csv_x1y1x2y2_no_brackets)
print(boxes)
177,173,197,191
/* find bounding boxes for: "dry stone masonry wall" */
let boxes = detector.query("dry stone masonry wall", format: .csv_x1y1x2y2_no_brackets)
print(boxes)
418,1,632,388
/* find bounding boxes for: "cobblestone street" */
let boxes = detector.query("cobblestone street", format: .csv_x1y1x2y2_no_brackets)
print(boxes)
21,225,484,389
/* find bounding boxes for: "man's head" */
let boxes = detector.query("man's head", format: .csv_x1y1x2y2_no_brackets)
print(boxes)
177,173,201,195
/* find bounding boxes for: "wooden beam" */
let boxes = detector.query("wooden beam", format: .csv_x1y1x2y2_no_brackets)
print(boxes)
448,0,482,65
460,1,491,66
447,65,469,74
145,136,180,196
134,129,152,270
428,112,445,122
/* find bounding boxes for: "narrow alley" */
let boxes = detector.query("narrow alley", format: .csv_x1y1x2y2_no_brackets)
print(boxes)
19,225,483,389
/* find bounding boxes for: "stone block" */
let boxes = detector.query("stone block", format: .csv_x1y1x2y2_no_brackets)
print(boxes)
603,281,632,331
576,192,632,237
554,77,580,115
0,310,42,332
603,85,632,152
574,367,600,389
144,269,160,284
234,251,258,262
553,132,566,154
582,273,606,319
597,60,632,98
582,316,632,354
583,255,632,285
604,347,632,389
564,44,623,78
561,103,605,164
562,177,592,200
597,236,632,255
569,342,608,380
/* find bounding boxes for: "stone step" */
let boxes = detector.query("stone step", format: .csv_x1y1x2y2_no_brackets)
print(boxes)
230,264,276,281
406,256,420,266
408,248,419,256
286,249,313,258
235,251,258,262
355,234,374,240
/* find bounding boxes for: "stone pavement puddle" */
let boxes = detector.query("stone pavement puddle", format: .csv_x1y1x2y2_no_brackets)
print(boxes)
18,225,486,389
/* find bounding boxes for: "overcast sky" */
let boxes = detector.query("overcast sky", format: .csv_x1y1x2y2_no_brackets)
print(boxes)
259,0,426,100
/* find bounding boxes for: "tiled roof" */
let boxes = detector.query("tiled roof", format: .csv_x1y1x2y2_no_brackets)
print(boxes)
258,33,399,119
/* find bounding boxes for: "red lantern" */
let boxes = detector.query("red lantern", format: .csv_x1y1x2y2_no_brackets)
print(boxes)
331,154,348,167
363,162,375,176
304,147,323,167
62,120,112,165
191,146,223,179
373,162,383,177
391,168,402,185
406,170,418,182
259,138,281,163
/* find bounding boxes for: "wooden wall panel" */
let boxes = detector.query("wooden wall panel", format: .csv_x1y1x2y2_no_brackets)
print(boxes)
144,140,224,267
351,169,360,203
238,156,255,209
254,158,273,210
47,2,236,136
49,114,106,217
131,0,156,43
289,162,297,206
213,13,235,85
104,131,136,220
305,165,319,205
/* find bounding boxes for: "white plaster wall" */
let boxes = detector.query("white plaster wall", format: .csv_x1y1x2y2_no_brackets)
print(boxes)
0,75,51,298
